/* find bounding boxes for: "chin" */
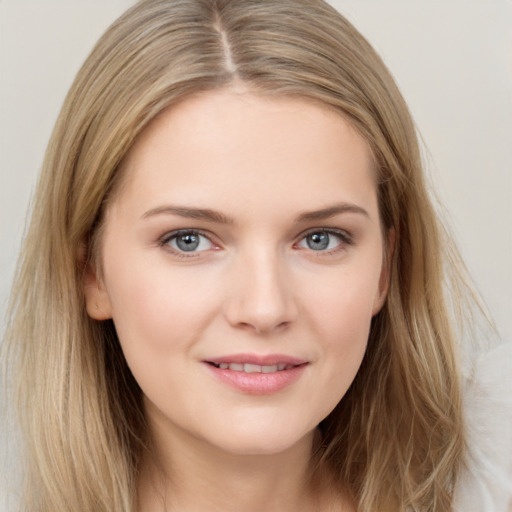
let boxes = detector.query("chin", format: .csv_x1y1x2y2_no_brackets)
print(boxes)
201,420,316,457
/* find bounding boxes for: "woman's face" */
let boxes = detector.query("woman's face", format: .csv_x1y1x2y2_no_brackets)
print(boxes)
85,89,389,456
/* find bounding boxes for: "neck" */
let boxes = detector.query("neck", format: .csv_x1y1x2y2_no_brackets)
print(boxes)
137,417,324,512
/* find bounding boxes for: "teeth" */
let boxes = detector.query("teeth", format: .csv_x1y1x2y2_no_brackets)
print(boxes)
213,362,295,373
244,363,261,373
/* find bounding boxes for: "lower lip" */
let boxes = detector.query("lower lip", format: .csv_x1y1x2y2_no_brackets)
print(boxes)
204,363,307,395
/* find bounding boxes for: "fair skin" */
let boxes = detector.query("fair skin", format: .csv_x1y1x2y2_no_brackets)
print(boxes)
84,89,389,512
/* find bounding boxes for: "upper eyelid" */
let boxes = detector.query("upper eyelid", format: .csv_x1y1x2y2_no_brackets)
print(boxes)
160,228,216,243
296,227,352,241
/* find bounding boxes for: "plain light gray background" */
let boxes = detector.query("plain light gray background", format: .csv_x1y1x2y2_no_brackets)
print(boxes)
1,0,511,345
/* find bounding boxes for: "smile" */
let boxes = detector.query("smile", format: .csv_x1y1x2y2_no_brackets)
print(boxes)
208,362,296,373
204,354,308,394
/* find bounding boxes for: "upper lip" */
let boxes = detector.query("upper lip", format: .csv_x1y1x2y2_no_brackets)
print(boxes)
204,353,308,366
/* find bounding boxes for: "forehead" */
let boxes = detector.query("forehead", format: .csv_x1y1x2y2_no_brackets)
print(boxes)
113,89,377,222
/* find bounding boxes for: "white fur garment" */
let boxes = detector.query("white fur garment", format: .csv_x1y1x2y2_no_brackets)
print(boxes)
454,341,512,512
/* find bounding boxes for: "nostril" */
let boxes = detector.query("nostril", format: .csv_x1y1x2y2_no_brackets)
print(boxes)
234,319,291,335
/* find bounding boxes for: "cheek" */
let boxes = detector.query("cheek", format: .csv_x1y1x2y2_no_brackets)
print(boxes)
304,257,382,342
316,285,373,378
299,259,382,408
102,253,219,363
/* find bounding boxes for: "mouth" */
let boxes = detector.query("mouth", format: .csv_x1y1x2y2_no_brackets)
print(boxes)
204,353,308,372
207,362,298,373
203,354,309,394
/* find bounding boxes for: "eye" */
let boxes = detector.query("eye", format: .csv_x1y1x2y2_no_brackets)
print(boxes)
162,230,214,253
297,229,350,252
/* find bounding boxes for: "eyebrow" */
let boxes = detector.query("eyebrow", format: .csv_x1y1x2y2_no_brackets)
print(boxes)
295,203,369,222
141,205,234,224
141,202,368,224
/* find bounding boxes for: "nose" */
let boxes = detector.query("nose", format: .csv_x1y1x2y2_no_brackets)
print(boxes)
223,247,298,334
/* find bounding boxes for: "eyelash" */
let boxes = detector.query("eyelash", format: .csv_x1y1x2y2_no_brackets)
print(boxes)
159,229,217,258
295,228,353,255
158,228,354,258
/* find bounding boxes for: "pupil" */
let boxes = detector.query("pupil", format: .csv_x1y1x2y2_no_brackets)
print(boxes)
176,233,199,251
307,232,329,250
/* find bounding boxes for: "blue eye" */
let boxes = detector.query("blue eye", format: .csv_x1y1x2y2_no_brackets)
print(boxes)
298,230,348,251
164,231,213,253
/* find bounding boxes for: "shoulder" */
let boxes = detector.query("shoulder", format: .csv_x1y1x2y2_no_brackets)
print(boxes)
453,341,512,512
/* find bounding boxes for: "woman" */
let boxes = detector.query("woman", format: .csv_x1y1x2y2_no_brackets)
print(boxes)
2,0,509,510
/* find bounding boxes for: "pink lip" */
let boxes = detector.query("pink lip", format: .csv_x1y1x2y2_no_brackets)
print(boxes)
203,353,309,395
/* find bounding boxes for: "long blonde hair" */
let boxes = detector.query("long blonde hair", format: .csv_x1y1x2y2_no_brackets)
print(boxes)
3,0,471,510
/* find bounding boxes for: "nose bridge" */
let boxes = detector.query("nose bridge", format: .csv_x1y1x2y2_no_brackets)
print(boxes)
224,243,297,333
